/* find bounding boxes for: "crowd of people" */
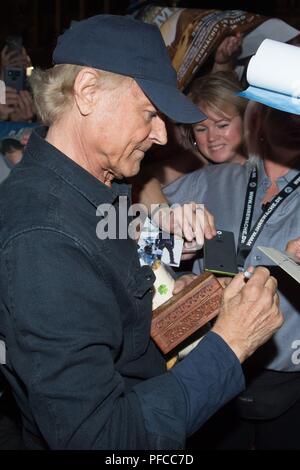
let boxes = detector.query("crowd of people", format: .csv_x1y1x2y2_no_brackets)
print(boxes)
0,7,299,452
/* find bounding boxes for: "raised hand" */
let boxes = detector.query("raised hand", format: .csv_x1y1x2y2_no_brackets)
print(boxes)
213,32,243,72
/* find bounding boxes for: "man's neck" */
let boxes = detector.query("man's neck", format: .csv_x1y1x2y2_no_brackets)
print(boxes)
46,120,107,183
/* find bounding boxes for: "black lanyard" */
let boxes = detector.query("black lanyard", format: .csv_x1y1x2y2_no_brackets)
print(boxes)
237,166,300,267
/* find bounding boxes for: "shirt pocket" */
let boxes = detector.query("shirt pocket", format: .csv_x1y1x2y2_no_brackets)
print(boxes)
130,265,155,356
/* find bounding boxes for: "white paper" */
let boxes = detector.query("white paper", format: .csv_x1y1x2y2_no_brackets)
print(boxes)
240,38,300,113
0,80,5,105
258,246,300,283
247,39,300,97
239,19,299,59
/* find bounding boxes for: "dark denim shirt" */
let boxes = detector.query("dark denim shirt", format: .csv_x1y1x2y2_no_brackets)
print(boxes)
0,128,244,449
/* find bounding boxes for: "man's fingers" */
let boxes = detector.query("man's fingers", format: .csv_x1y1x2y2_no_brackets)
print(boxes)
222,271,249,302
264,276,278,296
243,266,271,288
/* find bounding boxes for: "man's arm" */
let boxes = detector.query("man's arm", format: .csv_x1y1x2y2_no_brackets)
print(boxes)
2,231,282,449
2,229,245,449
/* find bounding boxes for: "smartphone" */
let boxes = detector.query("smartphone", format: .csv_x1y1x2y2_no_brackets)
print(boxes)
204,230,238,276
4,67,25,92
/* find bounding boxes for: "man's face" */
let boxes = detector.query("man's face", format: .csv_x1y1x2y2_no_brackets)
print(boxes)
82,80,167,180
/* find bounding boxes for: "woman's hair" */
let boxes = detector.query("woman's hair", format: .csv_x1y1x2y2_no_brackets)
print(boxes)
29,64,129,125
183,71,247,148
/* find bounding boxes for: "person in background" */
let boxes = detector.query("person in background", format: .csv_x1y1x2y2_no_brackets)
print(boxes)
133,35,245,193
133,71,247,251
183,71,247,166
0,15,282,450
0,45,35,122
0,138,24,166
163,102,300,450
0,127,33,176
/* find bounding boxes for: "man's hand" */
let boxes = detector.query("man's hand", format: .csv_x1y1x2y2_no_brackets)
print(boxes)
286,237,300,263
212,267,283,363
173,274,197,295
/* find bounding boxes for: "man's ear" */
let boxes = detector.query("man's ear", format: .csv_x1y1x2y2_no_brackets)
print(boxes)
73,68,100,116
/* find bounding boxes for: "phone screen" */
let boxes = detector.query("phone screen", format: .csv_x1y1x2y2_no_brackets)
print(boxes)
204,230,238,276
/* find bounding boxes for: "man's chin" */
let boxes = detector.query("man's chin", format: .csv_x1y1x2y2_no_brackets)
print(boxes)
125,162,142,178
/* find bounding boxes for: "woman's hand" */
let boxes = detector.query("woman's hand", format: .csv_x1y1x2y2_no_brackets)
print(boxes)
1,46,31,73
173,273,197,295
9,90,35,122
213,33,242,72
152,202,216,246
285,237,300,263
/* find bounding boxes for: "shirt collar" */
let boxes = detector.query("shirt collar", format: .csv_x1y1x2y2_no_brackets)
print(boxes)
23,127,130,207
247,156,300,187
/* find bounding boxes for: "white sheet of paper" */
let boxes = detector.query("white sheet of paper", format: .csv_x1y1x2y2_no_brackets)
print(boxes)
240,38,300,113
258,246,300,283
247,39,300,97
239,19,299,59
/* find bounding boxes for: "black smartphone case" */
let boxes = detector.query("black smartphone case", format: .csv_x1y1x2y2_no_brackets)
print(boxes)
204,230,238,276
4,67,25,92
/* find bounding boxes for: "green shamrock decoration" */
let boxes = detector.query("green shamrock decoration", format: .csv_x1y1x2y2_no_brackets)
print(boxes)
158,284,168,295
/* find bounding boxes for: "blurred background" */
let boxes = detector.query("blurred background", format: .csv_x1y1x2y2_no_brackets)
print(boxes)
1,0,300,68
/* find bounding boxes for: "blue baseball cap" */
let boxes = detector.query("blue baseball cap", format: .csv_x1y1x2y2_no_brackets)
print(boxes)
53,15,206,124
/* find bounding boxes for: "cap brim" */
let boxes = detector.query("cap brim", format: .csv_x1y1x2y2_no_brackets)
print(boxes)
135,78,206,124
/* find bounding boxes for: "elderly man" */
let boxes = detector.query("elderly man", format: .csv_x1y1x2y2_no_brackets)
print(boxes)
0,15,282,450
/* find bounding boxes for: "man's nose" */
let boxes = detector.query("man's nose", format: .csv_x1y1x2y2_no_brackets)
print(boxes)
150,116,167,145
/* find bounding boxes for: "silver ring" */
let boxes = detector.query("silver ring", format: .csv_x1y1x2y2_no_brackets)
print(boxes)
243,270,253,279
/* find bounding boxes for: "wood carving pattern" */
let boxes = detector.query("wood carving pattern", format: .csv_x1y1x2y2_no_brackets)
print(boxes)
151,273,224,354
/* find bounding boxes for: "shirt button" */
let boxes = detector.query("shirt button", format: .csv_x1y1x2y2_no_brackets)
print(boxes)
255,255,262,261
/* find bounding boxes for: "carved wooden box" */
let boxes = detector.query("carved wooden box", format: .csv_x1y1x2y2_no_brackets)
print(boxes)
151,272,223,355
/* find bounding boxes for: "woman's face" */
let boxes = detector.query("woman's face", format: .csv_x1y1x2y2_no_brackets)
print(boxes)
192,106,243,164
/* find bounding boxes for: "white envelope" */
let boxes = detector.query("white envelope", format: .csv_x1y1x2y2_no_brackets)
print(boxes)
258,246,300,283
